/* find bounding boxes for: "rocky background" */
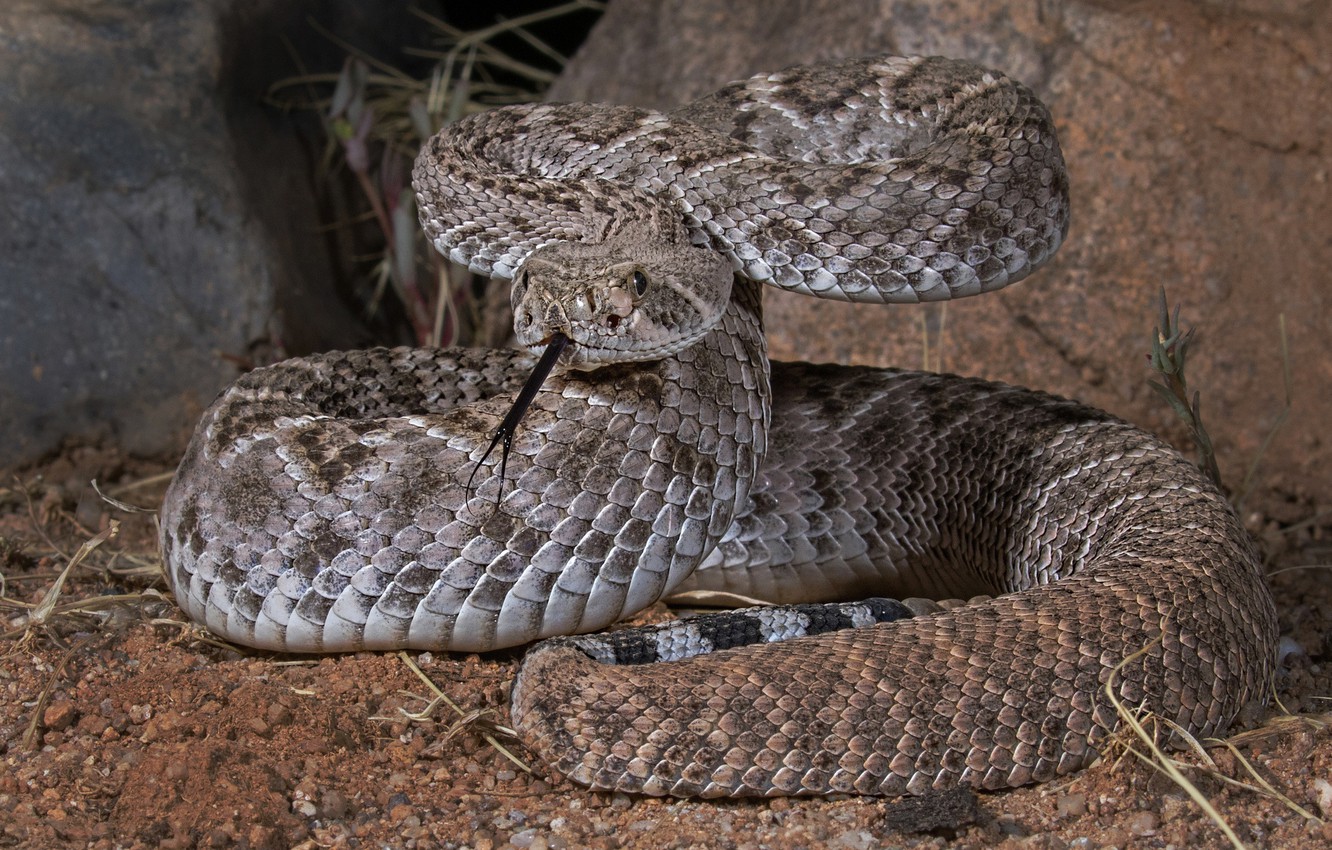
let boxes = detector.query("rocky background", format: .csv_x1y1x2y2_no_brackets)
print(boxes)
3,0,1328,527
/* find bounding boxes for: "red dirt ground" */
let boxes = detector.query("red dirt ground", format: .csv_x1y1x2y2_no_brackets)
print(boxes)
2,445,1329,849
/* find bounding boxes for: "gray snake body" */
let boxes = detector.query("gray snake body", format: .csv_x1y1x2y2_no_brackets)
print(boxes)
160,55,1277,797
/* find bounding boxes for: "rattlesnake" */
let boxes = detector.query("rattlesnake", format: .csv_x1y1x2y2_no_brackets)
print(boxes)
160,55,1277,797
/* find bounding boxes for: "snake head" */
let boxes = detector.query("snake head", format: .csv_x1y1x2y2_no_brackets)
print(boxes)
510,220,735,368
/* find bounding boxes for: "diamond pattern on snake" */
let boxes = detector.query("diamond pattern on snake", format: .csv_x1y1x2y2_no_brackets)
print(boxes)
160,55,1277,797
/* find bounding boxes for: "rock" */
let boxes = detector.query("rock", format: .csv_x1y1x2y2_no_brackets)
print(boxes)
320,789,350,820
1126,810,1159,836
41,700,77,731
1314,777,1332,819
551,0,1332,516
0,0,416,470
830,829,874,850
1056,792,1087,819
877,787,982,834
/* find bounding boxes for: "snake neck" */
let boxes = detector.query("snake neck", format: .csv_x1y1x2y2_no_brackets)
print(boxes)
159,273,773,652
711,274,767,385
579,270,771,508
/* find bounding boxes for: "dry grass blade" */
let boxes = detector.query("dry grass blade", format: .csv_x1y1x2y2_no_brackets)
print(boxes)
1105,635,1247,849
104,551,167,581
1148,288,1223,488
27,521,118,629
1266,562,1332,578
407,0,603,84
21,637,91,749
1225,711,1331,746
500,13,575,67
1206,736,1323,823
264,4,601,351
92,479,156,514
302,16,418,83
45,588,169,619
434,707,504,751
16,474,69,561
1,497,178,646
1271,508,1332,538
396,651,531,774
1133,711,1323,823
103,470,176,498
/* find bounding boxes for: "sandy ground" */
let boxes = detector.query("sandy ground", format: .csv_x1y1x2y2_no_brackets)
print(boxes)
2,446,1330,850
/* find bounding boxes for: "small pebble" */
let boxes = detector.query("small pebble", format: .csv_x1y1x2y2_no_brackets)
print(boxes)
1127,810,1158,836
829,829,873,850
42,701,77,731
77,714,109,736
1314,777,1332,819
313,822,352,845
265,703,291,726
1159,794,1188,821
1056,792,1087,819
996,814,1027,837
321,789,349,819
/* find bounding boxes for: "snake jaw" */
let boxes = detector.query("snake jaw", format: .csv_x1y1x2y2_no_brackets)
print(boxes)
507,222,735,368
513,282,640,368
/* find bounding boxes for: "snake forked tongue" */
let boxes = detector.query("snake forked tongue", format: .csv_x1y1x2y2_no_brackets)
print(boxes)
467,333,570,499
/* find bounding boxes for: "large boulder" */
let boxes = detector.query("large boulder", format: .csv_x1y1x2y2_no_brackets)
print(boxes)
0,0,408,469
551,0,1331,521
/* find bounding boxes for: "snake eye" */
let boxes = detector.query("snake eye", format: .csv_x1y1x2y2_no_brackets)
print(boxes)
630,270,649,297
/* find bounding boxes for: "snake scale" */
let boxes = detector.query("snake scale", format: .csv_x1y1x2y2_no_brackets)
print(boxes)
160,55,1277,797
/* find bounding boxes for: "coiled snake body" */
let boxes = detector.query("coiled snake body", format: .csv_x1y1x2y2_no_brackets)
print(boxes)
161,56,1276,797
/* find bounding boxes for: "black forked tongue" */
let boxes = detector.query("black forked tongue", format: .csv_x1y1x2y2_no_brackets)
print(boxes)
467,333,570,505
